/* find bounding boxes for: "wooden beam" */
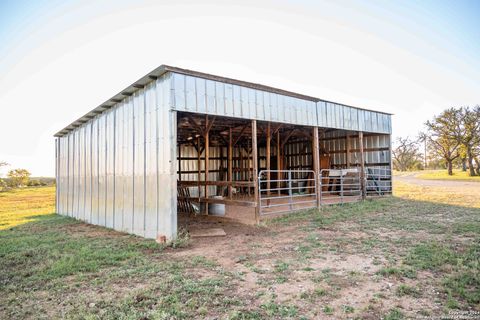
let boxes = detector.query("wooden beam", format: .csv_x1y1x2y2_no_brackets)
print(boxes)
312,127,320,208
186,114,205,137
197,137,201,202
204,128,209,214
346,134,351,169
228,128,233,199
252,120,259,223
277,129,281,196
177,197,257,208
272,123,283,137
233,124,249,146
359,131,365,200
178,180,254,187
204,115,216,134
178,144,182,181
281,129,296,148
266,122,271,194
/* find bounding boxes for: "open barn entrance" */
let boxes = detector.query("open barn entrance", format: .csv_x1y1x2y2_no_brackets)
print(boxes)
175,111,392,229
176,112,325,225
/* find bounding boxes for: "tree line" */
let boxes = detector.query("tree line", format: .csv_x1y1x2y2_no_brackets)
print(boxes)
0,162,49,191
393,106,480,176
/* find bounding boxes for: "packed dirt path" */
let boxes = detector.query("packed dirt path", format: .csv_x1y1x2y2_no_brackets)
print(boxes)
395,172,480,189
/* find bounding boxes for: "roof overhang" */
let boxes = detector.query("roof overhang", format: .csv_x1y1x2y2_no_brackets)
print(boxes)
54,65,392,137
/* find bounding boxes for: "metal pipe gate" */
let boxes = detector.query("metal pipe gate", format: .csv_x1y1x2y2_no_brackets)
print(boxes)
258,170,317,215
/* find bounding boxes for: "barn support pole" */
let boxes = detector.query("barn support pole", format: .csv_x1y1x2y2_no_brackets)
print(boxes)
312,127,320,208
346,133,351,169
204,117,210,215
252,120,259,223
359,131,366,200
178,143,182,181
197,137,201,203
276,129,281,196
228,128,233,199
266,122,271,194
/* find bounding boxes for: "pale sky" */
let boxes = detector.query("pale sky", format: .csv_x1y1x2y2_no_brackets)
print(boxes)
1,0,479,177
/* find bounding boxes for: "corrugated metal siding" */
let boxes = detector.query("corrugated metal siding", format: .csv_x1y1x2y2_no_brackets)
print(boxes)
171,73,318,127
170,72,391,134
56,74,176,240
321,131,391,170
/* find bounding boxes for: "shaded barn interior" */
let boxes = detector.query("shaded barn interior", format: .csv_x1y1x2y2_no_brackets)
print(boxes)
176,111,391,224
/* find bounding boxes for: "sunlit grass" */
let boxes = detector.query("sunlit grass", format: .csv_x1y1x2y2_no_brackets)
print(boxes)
416,170,480,181
0,186,55,230
394,180,480,208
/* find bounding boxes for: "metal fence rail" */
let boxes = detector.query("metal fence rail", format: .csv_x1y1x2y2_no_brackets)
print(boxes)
319,169,362,205
258,170,317,215
365,166,392,197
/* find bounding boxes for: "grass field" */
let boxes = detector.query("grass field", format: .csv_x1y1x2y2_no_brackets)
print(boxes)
411,169,480,182
0,184,479,319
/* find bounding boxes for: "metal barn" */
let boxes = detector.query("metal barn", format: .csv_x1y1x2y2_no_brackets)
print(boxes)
55,65,392,240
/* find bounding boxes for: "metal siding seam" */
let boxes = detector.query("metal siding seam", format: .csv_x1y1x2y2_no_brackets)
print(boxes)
104,114,108,226
113,108,116,229
132,95,135,234
155,79,160,238
90,121,93,222
55,138,59,213
143,89,147,235
83,126,87,221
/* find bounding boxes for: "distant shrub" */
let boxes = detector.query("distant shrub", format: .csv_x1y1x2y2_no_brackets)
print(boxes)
27,179,47,187
0,179,9,192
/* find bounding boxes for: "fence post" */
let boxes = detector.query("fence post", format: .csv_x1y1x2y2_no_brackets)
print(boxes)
359,131,366,200
288,171,293,211
340,170,344,204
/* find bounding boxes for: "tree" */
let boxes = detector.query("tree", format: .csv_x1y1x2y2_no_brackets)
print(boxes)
425,108,463,175
457,106,480,176
7,169,31,188
392,137,423,171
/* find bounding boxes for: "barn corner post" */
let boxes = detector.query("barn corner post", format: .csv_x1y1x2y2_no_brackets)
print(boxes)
266,122,271,195
312,126,320,209
359,131,366,200
252,119,259,224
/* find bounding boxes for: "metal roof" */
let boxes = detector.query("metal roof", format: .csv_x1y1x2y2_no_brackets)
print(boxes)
54,64,392,137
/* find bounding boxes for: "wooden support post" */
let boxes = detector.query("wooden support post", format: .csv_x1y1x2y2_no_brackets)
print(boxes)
277,129,281,196
266,123,271,194
359,131,365,199
252,120,259,223
178,144,182,181
346,133,351,169
228,128,233,199
312,127,320,208
204,116,210,214
197,137,201,202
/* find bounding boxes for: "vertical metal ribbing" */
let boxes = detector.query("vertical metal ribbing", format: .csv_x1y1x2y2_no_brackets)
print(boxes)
104,114,108,226
55,138,59,213
132,96,135,232
155,79,159,236
143,90,147,234
83,127,87,221
72,132,75,217
90,121,93,222
97,117,100,222
112,108,116,229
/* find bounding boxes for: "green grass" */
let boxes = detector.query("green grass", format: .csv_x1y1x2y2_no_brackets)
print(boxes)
416,169,480,181
1,183,480,318
0,186,55,230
